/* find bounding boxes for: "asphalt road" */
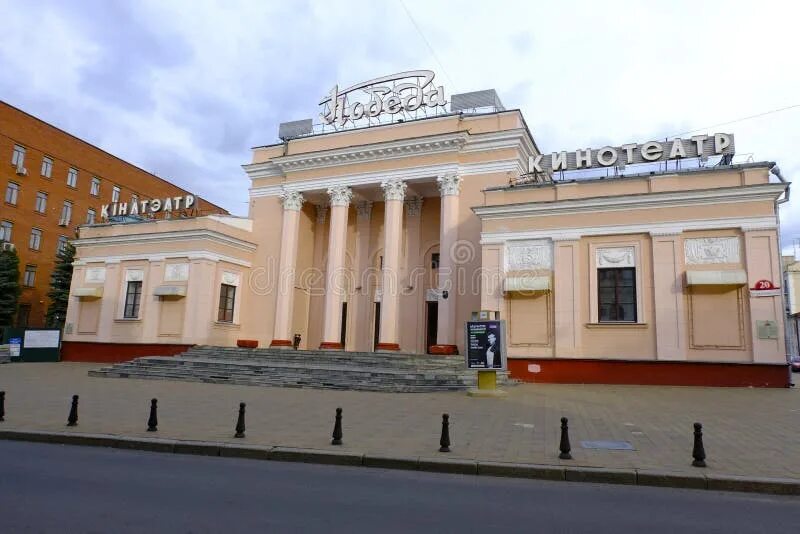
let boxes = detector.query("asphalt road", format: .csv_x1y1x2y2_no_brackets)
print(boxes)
0,441,798,533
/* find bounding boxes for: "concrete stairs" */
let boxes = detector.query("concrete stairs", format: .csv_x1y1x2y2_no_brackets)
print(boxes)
89,345,515,393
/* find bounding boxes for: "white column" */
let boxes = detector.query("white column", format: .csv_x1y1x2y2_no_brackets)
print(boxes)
352,201,372,351
270,190,304,347
402,197,424,353
320,186,353,349
377,179,406,351
432,174,461,354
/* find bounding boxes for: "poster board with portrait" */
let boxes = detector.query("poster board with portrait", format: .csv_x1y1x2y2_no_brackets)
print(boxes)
465,320,507,370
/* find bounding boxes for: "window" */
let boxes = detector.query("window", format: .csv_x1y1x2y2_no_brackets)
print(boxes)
17,304,31,327
86,208,96,225
11,144,25,167
57,235,68,254
29,228,42,251
35,191,47,213
60,201,72,225
217,284,236,323
5,182,19,205
598,267,637,322
123,281,142,318
431,252,440,269
112,185,120,203
90,177,100,196
0,221,12,242
23,265,36,286
67,167,78,188
41,156,53,178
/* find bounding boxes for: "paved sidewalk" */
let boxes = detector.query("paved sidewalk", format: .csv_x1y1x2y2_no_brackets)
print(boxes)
1,363,798,481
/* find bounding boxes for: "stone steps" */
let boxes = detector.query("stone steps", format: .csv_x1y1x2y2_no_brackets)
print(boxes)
89,345,515,393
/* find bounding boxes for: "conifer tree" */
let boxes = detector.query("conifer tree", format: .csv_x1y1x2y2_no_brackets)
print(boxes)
0,246,21,326
46,242,75,328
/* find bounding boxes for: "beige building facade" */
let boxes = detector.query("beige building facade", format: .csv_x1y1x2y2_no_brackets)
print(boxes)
62,100,792,386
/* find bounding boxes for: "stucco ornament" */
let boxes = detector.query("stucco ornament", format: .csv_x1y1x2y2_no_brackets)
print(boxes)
505,241,552,272
327,186,353,207
684,237,740,265
84,267,106,283
436,173,461,196
405,197,423,217
164,263,189,282
596,247,635,268
381,179,407,202
279,189,305,211
222,271,241,286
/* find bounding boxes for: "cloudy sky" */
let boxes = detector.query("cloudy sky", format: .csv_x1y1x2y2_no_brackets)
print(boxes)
2,0,798,253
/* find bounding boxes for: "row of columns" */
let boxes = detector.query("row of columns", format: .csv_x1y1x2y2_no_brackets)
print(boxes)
270,175,462,354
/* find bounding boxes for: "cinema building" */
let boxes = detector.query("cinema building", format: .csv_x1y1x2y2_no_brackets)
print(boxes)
63,73,792,386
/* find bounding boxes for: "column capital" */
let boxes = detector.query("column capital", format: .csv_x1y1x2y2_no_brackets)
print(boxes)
405,196,423,217
381,179,407,202
436,173,461,196
279,189,304,211
327,186,353,207
356,201,373,221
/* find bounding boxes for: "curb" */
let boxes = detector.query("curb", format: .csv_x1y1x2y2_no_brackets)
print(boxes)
1,429,799,496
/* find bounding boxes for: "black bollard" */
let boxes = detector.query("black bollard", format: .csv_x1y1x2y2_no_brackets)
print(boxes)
147,398,158,432
0,391,5,422
67,395,79,427
692,422,706,467
439,413,451,452
234,402,246,438
559,417,572,460
331,407,343,445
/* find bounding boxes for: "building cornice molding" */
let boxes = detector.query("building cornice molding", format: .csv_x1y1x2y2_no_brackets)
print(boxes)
480,216,777,244
74,250,252,268
473,183,787,220
72,229,258,253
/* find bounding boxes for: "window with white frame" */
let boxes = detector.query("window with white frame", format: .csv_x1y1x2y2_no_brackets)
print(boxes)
86,208,96,225
593,246,640,323
112,185,120,203
23,265,36,286
5,182,19,205
11,145,25,167
41,156,53,178
218,284,236,322
35,191,47,213
57,235,68,254
124,280,142,318
29,228,42,251
90,177,100,196
60,201,72,225
66,167,78,188
0,220,12,242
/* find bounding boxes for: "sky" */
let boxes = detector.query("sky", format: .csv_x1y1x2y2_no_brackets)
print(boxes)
1,0,798,254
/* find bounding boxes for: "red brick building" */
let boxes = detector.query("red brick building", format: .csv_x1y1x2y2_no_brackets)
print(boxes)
0,101,227,327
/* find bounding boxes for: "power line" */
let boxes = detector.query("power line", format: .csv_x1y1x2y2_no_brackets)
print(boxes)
398,0,458,92
669,103,800,138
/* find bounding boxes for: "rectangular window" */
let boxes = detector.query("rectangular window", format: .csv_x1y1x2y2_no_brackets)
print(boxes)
431,252,440,269
16,304,31,327
5,182,19,205
598,267,637,322
60,201,72,225
11,144,25,167
35,191,48,213
217,284,236,323
112,185,120,203
67,167,78,188
86,208,96,225
90,177,100,196
57,235,68,254
41,156,53,178
29,228,42,251
0,221,12,242
23,265,36,287
123,281,143,318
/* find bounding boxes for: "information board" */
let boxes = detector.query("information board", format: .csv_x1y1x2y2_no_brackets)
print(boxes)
23,329,61,348
465,320,506,370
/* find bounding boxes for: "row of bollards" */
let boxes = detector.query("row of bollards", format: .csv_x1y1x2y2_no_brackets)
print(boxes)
0,391,707,465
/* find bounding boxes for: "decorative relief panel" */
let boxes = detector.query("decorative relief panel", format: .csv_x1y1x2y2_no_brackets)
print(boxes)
125,269,144,282
596,247,635,268
84,267,106,283
505,240,552,272
164,263,189,282
684,237,740,265
222,271,241,286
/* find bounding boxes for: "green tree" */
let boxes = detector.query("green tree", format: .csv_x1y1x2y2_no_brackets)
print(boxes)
46,242,75,329
0,245,21,326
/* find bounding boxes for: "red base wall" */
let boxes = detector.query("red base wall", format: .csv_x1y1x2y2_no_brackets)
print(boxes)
508,358,790,388
61,342,193,363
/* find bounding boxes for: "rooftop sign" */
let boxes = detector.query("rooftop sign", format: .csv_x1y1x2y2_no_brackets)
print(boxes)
101,194,195,221
319,70,447,129
528,133,735,174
